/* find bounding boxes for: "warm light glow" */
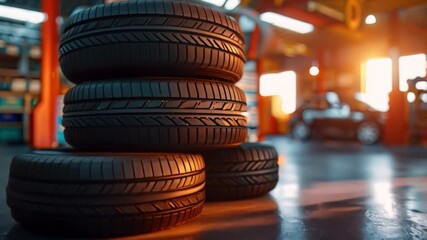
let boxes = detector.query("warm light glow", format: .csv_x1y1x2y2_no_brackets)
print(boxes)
416,81,427,91
309,66,319,76
399,54,426,91
281,72,297,114
260,73,284,96
271,95,285,119
224,0,240,10
421,93,427,103
0,5,46,24
260,71,297,114
407,92,416,103
372,182,396,217
201,0,227,6
260,12,314,34
365,15,376,25
364,58,392,112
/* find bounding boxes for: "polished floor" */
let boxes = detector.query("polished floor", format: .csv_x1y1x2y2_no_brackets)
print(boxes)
0,136,426,240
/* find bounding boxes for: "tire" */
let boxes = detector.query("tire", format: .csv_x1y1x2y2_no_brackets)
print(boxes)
7,150,205,237
291,120,310,141
62,79,248,151
356,121,381,144
201,143,279,201
59,0,246,83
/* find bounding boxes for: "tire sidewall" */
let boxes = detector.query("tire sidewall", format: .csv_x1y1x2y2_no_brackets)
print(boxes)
356,121,382,144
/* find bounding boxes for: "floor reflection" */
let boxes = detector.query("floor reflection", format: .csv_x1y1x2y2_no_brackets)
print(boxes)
2,137,427,240
364,184,427,240
120,196,281,240
6,196,282,240
266,136,427,240
271,180,427,240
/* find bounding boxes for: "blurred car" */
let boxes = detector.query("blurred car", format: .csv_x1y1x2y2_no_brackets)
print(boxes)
289,92,384,144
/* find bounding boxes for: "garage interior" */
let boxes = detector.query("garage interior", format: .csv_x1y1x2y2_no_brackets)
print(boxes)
0,0,426,239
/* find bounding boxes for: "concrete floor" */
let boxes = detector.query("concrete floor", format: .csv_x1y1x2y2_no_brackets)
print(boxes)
0,136,426,240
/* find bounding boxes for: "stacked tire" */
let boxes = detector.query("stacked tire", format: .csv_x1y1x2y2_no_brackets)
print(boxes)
7,0,279,238
7,151,206,237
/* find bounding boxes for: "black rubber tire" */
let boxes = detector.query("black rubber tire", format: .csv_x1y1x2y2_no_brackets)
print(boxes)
7,150,205,237
201,143,279,201
356,120,382,145
59,0,245,84
62,79,248,151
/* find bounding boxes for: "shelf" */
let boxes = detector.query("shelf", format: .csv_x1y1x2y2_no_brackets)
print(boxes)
0,122,22,128
0,91,38,143
0,107,25,114
0,68,39,78
0,90,39,98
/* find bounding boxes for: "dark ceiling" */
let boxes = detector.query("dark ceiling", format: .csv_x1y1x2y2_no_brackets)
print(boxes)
0,0,104,16
0,0,425,55
0,0,104,45
238,0,427,57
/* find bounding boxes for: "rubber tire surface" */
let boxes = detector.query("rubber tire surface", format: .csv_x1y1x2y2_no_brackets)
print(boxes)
356,120,382,145
60,0,245,83
62,79,248,151
201,143,279,201
7,150,205,237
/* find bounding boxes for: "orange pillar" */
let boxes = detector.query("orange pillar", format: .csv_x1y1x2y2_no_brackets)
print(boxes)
317,52,325,93
384,49,407,145
247,24,260,60
383,11,407,145
31,0,60,148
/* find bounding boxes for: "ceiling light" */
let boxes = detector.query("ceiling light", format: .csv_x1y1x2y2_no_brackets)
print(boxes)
309,66,319,76
260,12,314,34
399,53,427,91
365,15,376,25
407,92,416,103
224,0,240,10
0,5,45,24
415,81,427,91
201,0,227,7
307,1,344,21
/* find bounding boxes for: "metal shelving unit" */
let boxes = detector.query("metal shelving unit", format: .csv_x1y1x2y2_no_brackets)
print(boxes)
0,90,38,142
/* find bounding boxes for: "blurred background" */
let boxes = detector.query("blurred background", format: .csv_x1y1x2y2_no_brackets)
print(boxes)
0,1,426,239
0,0,426,147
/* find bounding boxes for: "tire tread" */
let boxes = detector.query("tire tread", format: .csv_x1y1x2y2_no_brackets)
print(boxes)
7,151,205,237
62,80,248,151
60,0,245,83
202,143,279,201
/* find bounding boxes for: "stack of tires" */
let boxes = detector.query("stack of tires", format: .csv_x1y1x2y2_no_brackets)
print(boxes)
6,0,279,238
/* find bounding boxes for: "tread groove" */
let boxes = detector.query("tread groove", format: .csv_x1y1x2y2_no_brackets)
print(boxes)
202,143,279,201
60,1,245,83
62,80,247,151
7,151,206,237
